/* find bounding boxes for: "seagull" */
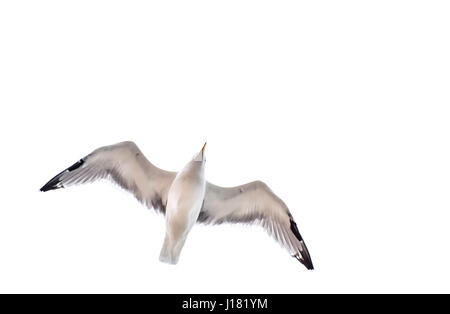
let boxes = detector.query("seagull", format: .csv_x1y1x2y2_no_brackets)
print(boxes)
40,141,314,270
159,143,207,264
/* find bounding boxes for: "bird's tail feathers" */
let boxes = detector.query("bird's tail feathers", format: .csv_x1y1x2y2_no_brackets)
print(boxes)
159,235,184,265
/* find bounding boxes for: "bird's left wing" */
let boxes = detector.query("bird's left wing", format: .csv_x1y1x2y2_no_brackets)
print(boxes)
40,141,176,213
198,181,314,270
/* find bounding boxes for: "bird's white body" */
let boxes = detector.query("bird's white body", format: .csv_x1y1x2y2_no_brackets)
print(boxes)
159,152,206,264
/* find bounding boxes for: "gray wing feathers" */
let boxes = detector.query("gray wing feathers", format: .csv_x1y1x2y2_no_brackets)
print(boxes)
40,141,176,213
200,181,314,269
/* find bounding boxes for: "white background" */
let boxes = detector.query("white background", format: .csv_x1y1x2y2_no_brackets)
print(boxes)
0,1,449,293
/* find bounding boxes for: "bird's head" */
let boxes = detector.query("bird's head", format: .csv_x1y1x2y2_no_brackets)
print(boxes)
192,142,207,162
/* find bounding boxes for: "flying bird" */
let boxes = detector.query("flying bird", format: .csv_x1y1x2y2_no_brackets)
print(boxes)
40,141,313,270
160,143,207,264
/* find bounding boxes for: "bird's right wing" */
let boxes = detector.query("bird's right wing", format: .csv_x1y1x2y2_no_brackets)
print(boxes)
40,141,176,213
199,181,314,270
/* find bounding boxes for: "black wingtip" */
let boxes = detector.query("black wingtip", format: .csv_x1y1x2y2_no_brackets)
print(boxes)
294,248,314,270
290,218,314,270
40,177,63,192
40,159,84,192
300,241,314,270
301,253,314,270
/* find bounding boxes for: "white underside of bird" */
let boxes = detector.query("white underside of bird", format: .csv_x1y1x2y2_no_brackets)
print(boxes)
159,144,206,264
